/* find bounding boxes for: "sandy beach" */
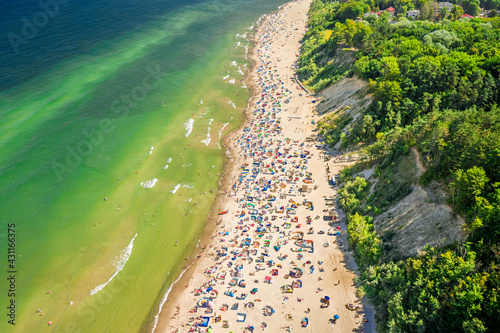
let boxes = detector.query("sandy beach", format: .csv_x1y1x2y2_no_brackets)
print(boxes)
153,0,374,332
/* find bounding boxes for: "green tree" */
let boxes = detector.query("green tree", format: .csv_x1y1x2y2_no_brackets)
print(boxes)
381,56,401,81
361,115,378,139
420,1,435,20
341,20,373,48
373,80,403,108
339,1,370,21
440,6,449,20
347,213,382,266
395,0,412,12
451,4,465,20
451,166,490,209
483,0,500,10
461,0,480,16
463,318,487,333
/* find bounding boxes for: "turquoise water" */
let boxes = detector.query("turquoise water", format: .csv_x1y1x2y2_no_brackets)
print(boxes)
0,0,288,331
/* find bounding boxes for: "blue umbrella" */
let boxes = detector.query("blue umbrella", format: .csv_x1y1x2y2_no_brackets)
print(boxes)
324,296,330,300
334,314,340,320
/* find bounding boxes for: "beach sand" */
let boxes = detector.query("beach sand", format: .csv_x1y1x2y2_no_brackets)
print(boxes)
153,1,375,332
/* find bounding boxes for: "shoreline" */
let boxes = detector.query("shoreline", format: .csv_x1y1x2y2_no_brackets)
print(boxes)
153,0,376,332
149,10,266,332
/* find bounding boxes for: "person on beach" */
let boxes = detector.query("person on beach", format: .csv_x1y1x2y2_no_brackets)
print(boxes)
164,3,362,331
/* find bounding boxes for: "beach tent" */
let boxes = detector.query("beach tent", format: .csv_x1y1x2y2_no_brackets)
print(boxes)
200,317,210,327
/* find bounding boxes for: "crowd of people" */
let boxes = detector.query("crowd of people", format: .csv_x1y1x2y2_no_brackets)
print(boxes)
164,1,369,332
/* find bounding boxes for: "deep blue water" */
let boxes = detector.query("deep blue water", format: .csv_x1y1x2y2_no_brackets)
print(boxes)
0,0,206,90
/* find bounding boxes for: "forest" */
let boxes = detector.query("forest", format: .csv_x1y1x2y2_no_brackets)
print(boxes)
300,1,500,332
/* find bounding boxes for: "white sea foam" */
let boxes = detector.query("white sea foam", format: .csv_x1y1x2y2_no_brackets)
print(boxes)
90,233,138,296
151,263,193,333
141,178,158,188
228,79,235,84
218,122,230,137
171,184,181,193
162,157,172,170
237,69,245,76
236,41,241,47
223,74,229,80
240,33,247,39
231,61,237,66
149,146,154,155
182,163,192,168
241,82,247,89
217,117,233,149
198,99,203,105
228,101,236,109
222,117,232,131
201,136,211,145
184,118,194,137
258,15,264,23
171,183,194,193
201,118,213,146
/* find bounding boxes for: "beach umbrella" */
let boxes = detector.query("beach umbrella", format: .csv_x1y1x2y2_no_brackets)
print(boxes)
334,314,340,320
324,296,330,300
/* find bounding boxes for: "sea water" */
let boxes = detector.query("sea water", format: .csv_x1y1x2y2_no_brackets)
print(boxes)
0,0,288,331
